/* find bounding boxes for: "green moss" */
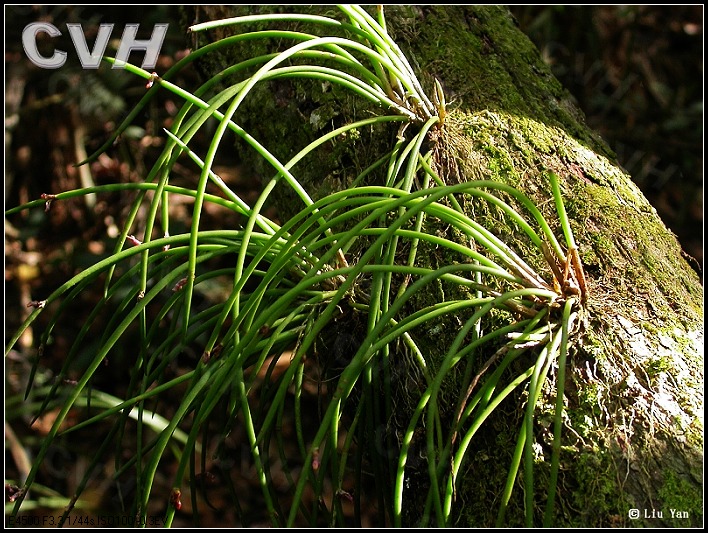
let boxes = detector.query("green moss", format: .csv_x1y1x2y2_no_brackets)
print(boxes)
658,471,703,527
569,448,630,527
646,356,672,377
575,384,602,426
454,409,527,527
517,116,562,155
484,144,516,179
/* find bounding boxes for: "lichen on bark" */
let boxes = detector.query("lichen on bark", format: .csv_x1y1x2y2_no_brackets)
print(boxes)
182,5,703,527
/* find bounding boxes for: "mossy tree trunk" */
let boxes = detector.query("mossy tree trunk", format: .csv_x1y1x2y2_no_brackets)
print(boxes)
183,5,703,527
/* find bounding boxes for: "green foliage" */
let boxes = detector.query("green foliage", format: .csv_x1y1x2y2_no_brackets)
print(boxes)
6,6,586,527
658,471,703,527
573,451,621,516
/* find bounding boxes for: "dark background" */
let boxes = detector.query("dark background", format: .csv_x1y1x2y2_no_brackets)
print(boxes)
4,4,703,526
510,5,703,268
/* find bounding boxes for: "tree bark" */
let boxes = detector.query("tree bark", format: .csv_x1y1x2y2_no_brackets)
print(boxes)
184,5,703,527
